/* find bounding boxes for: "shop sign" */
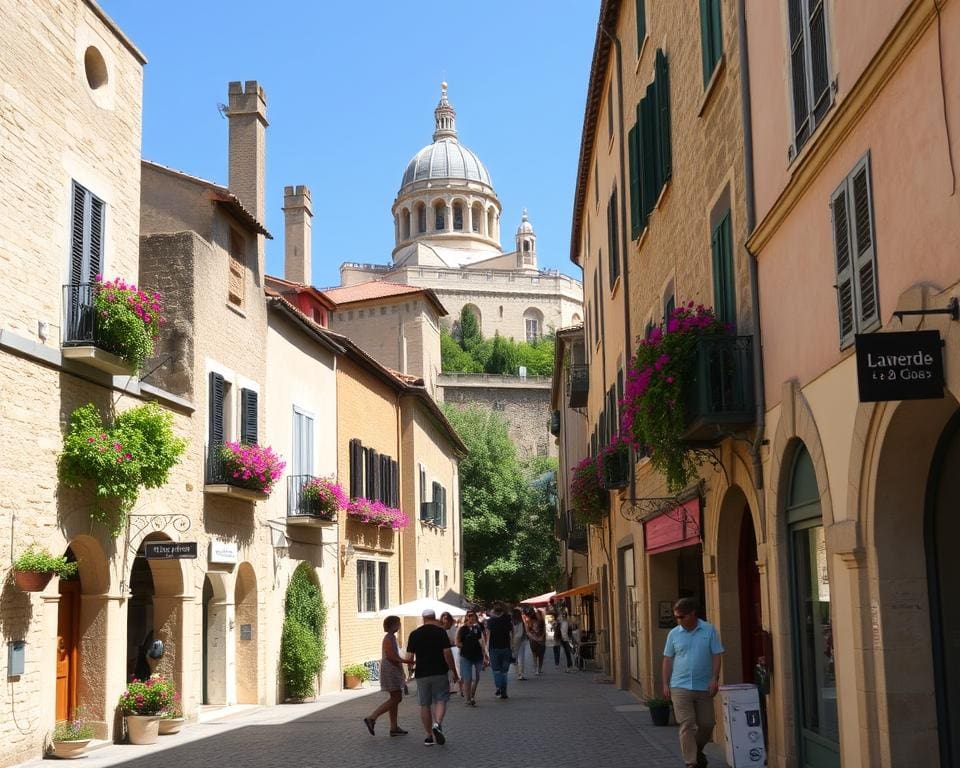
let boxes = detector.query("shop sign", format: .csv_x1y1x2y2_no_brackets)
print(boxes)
144,541,198,560
643,498,701,554
209,539,238,564
855,330,944,402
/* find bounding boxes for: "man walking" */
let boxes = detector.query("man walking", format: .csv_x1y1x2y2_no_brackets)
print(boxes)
662,597,724,768
407,609,460,746
484,602,513,699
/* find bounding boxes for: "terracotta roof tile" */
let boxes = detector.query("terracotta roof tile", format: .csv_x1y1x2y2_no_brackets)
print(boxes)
324,281,447,315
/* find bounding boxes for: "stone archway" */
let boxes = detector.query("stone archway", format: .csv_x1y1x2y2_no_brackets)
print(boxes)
234,563,258,704
202,570,229,705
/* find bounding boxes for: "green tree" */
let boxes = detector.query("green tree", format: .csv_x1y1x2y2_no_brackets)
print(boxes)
442,404,560,602
458,306,483,355
441,328,480,372
484,332,519,374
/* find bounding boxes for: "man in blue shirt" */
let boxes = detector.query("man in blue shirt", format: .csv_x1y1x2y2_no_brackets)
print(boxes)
662,597,724,768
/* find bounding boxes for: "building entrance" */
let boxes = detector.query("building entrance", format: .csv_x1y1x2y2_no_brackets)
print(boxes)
55,553,80,721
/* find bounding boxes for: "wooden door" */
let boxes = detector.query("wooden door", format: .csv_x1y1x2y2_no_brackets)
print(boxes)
56,581,80,720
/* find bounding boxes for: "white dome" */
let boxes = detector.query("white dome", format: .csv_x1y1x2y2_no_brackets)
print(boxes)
516,209,534,235
401,139,492,189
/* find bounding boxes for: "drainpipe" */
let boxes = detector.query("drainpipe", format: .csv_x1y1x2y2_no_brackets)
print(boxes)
737,0,766,496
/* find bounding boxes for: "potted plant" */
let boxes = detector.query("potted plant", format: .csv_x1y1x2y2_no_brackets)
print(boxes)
569,455,607,525
645,696,672,726
621,303,727,493
343,663,371,689
219,441,286,494
157,695,184,735
599,437,631,490
300,476,348,520
12,547,78,592
49,707,95,758
118,674,175,745
345,498,409,530
92,275,166,372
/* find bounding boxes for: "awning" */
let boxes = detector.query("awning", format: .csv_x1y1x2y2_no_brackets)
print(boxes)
554,582,599,599
520,590,556,606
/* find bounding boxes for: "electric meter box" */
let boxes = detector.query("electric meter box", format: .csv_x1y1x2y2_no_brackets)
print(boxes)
720,683,766,767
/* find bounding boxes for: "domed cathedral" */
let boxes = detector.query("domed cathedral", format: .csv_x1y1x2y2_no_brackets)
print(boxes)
338,84,583,345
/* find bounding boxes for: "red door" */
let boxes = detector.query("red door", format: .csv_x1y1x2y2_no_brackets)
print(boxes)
56,581,80,721
738,510,763,682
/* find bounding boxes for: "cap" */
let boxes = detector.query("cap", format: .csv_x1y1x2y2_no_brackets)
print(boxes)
422,609,436,618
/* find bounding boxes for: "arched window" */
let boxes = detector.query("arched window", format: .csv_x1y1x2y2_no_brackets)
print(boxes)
471,203,483,233
417,203,426,234
523,308,544,342
434,202,445,231
453,202,464,231
786,444,839,762
487,209,495,238
401,209,411,240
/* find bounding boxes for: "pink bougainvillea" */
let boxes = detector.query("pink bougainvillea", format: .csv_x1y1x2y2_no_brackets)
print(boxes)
569,455,607,525
219,442,286,494
92,275,166,371
301,476,348,519
346,498,409,530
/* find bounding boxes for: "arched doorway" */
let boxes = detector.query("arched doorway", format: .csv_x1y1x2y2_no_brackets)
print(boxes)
737,512,762,684
927,410,960,766
234,563,258,704
202,571,229,705
55,547,80,720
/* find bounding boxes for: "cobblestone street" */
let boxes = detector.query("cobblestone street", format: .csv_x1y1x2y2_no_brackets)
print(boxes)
15,668,729,768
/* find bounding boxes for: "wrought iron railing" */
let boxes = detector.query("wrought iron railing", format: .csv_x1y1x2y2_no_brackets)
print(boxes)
567,523,588,553
600,446,630,490
62,283,101,348
683,335,755,442
287,474,337,521
568,364,589,408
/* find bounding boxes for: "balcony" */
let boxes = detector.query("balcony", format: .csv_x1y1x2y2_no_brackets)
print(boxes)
286,475,337,525
549,410,561,436
600,445,630,490
204,446,268,502
567,523,588,553
61,283,136,375
568,364,589,408
682,335,755,443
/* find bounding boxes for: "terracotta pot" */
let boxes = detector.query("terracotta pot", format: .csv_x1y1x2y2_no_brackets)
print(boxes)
344,674,364,689
125,714,160,744
50,738,91,758
158,717,184,735
13,570,53,592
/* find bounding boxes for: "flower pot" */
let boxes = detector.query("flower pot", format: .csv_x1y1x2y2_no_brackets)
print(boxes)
13,570,53,592
344,674,363,689
649,704,671,727
125,714,160,744
50,738,91,758
158,717,184,735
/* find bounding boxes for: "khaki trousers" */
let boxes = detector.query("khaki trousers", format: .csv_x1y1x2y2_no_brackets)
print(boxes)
670,687,715,766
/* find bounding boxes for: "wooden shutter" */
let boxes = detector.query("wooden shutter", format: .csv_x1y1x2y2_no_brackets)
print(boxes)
441,486,447,528
830,180,856,347
89,196,103,280
636,0,646,49
432,482,442,524
209,372,225,446
391,459,399,508
712,212,736,328
349,439,363,498
628,123,642,239
240,388,258,444
787,0,810,148
808,0,830,125
639,90,657,221
654,49,672,187
699,0,723,85
70,183,86,285
850,157,879,330
607,188,619,288
419,465,426,505
69,182,104,285
366,449,378,499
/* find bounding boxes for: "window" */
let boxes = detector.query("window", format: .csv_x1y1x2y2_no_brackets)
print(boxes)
664,287,676,323
788,0,831,154
69,181,104,286
419,464,426,505
711,211,736,328
831,153,879,348
607,188,620,289
607,85,615,142
434,203,445,231
417,203,426,233
357,559,389,612
453,202,464,231
524,308,543,342
349,439,399,505
699,0,723,86
636,0,646,50
291,407,314,477
228,228,245,306
628,49,672,237
593,271,600,345
424,568,431,598
431,482,447,527
434,570,441,597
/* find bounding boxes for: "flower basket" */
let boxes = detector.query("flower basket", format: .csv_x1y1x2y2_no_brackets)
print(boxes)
12,547,78,592
90,276,165,372
218,442,285,494
345,498,409,530
300,477,348,520
118,674,176,719
621,303,727,494
569,455,607,525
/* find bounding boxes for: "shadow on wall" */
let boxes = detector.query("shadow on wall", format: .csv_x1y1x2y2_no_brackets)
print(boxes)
0,573,33,650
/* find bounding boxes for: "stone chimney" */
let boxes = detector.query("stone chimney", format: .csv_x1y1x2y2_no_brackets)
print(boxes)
282,185,312,284
227,81,268,225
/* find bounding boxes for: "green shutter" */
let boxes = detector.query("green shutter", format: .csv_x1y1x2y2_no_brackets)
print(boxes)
700,0,713,84
850,156,879,330
636,0,646,50
711,212,736,328
628,123,641,239
830,180,855,347
607,188,619,288
640,88,657,221
655,49,672,187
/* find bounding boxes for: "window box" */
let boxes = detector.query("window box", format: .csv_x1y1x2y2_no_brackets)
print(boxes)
600,444,631,490
204,444,274,502
682,335,755,443
286,475,339,525
61,283,136,375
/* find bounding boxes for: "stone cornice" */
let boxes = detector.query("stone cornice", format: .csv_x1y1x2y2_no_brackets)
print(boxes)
747,0,941,254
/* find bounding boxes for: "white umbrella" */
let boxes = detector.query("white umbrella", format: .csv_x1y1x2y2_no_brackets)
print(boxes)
378,597,467,618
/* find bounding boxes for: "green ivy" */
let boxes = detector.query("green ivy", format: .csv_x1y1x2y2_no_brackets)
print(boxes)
58,403,187,535
280,564,327,699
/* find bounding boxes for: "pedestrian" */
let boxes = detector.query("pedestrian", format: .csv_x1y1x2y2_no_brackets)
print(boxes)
440,611,463,696
363,615,411,737
406,609,460,746
662,597,724,768
554,611,574,671
510,607,529,681
456,608,488,706
485,602,513,699
526,608,546,675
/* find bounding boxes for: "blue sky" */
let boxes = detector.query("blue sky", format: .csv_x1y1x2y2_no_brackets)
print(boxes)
100,1,598,290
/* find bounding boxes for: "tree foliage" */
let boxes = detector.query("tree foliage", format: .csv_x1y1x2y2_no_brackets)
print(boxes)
441,309,556,376
442,404,560,603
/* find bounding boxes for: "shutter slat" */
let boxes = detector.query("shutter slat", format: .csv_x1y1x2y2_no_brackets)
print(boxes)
70,183,87,285
788,0,810,148
851,160,879,328
209,372,225,446
700,0,712,85
808,0,830,123
636,0,646,49
240,389,258,445
655,49,672,185
89,196,104,280
349,439,362,498
628,123,641,239
831,183,855,345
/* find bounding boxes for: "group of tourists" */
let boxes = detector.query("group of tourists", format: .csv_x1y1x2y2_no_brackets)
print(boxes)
362,600,570,747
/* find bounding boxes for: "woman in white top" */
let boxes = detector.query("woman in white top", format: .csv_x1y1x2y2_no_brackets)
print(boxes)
440,612,462,696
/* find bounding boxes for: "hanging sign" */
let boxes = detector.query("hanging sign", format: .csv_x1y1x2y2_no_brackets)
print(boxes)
855,330,944,402
144,541,198,560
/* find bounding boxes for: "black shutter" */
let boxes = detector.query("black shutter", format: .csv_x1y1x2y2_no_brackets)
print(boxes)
628,123,642,239
808,0,830,125
240,388,258,445
830,181,855,347
850,157,878,331
441,486,447,528
70,183,86,286
635,0,646,49
432,482,442,524
700,0,713,85
607,189,619,288
655,49,672,187
366,449,377,499
209,372,225,446
89,196,104,280
639,90,657,221
349,439,363,498
391,459,399,508
788,0,810,148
